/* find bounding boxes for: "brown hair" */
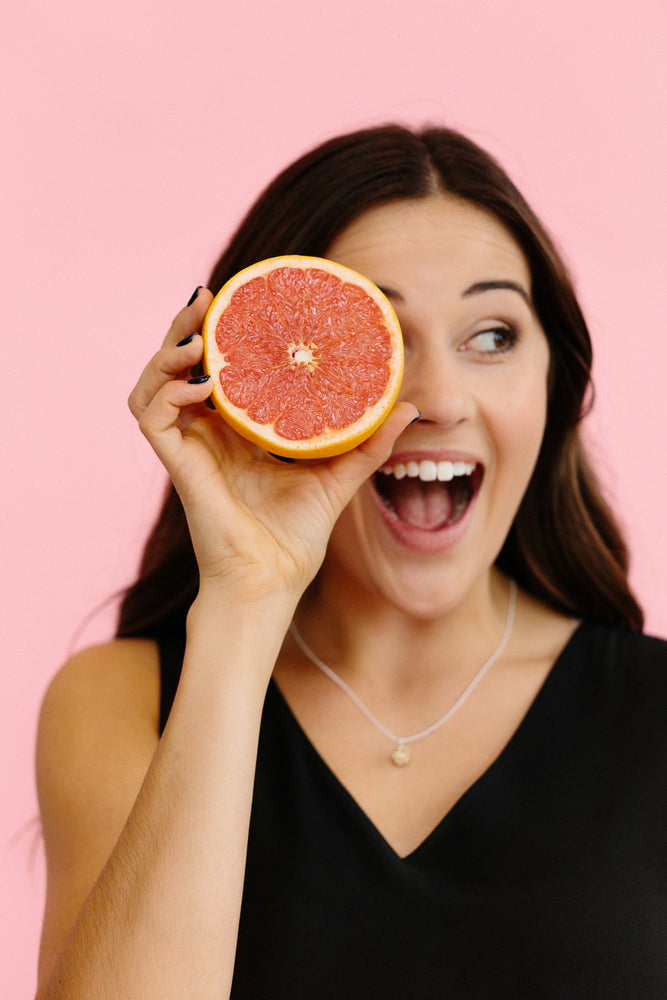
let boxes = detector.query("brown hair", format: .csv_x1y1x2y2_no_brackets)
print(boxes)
117,124,643,638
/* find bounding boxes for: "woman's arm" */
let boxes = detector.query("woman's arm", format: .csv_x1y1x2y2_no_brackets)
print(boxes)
36,289,418,998
36,595,292,1000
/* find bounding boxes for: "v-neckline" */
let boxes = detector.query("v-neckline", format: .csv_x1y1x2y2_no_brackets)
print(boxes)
268,621,586,861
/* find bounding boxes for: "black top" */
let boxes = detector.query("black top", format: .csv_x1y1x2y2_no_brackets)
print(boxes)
157,622,667,998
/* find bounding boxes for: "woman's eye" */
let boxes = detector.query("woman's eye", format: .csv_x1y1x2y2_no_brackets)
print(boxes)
466,326,517,355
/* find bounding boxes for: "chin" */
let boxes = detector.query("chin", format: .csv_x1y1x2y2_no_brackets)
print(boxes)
324,473,517,621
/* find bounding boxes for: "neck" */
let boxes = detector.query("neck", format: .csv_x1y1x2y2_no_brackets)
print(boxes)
294,566,514,696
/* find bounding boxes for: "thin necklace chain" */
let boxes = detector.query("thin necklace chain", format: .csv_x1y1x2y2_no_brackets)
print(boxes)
289,580,517,763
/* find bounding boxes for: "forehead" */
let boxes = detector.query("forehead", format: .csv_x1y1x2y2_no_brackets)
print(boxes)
326,195,532,294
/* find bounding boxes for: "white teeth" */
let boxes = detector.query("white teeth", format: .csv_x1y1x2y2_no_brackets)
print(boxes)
379,460,476,482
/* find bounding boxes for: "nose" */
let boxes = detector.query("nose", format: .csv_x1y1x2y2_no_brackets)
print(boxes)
399,345,474,428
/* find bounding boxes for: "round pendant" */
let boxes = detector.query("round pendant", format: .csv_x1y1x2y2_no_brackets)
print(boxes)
391,743,411,767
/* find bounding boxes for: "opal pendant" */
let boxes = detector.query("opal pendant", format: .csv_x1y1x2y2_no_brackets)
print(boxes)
391,743,411,767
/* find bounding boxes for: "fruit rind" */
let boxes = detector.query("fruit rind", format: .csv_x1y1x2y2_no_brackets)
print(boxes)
201,255,403,459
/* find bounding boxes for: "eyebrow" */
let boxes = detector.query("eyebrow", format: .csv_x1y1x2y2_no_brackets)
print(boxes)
462,280,532,306
376,279,532,307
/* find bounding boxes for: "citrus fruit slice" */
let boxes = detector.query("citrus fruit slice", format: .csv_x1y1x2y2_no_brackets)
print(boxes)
201,255,403,458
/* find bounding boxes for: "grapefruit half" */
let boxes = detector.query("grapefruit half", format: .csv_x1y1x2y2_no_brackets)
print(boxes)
201,255,404,458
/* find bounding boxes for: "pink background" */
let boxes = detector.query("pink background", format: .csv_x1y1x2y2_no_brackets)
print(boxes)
3,0,666,993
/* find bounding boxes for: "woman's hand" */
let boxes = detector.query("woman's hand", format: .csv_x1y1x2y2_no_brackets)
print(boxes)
129,289,418,603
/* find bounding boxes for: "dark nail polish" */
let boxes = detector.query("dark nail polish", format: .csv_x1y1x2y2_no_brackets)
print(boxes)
205,397,216,410
176,333,195,347
188,374,210,385
409,410,422,425
187,286,203,306
269,453,296,463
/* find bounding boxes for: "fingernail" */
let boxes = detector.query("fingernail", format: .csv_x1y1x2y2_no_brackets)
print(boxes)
176,333,195,347
187,374,210,385
409,410,422,425
205,397,216,410
269,453,296,463
187,286,203,306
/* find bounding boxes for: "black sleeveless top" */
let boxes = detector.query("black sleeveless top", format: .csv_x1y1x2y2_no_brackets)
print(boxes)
158,622,667,998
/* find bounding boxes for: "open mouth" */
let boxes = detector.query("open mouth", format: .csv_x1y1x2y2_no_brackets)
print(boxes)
373,459,483,531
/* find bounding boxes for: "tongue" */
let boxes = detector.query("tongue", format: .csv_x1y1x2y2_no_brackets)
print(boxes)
392,480,455,530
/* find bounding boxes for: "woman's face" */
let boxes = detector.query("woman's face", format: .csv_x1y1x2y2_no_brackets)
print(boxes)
321,195,550,618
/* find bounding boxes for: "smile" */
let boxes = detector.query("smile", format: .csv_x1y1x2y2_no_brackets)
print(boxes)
373,459,483,532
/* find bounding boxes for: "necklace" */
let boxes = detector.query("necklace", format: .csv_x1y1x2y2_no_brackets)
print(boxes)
289,579,517,767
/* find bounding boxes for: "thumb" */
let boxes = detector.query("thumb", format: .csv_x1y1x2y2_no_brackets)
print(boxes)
326,402,420,500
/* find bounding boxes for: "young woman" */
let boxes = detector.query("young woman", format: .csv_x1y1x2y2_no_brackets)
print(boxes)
36,126,666,999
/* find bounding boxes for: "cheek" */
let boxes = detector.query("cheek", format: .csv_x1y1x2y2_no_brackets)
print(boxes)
325,488,398,593
494,373,549,485
325,495,369,577
521,378,548,435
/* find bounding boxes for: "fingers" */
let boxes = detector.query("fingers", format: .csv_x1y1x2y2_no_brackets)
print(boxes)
128,287,214,419
129,336,205,418
136,375,214,470
162,287,213,348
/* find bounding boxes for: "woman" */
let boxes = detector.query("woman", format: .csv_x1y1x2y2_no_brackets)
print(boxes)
36,126,666,999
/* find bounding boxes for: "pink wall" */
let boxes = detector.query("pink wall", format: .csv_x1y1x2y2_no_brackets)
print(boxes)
4,0,666,992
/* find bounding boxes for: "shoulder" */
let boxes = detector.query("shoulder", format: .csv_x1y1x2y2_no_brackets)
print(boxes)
571,622,667,682
562,623,667,749
37,638,162,835
38,638,161,756
36,639,162,979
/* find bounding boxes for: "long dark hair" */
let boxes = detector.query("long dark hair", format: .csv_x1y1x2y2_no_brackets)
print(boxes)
117,124,643,638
